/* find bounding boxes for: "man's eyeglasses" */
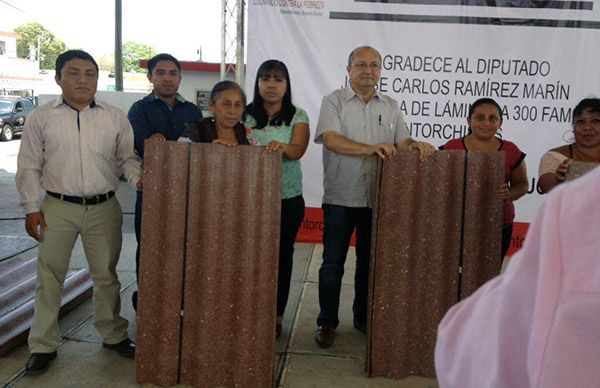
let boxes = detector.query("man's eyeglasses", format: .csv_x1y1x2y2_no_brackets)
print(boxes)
352,62,381,71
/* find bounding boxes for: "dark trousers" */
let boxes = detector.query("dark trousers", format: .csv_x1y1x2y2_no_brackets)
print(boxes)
501,223,514,262
317,204,372,328
134,190,143,282
277,195,305,316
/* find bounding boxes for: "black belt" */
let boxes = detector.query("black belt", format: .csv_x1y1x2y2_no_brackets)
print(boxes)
47,191,115,205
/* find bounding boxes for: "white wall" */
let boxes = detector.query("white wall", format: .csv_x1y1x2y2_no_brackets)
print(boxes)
179,70,234,116
0,32,18,57
37,70,231,115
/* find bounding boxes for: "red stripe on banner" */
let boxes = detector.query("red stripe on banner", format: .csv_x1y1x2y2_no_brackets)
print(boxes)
507,221,530,257
296,207,356,246
298,208,531,256
297,207,324,244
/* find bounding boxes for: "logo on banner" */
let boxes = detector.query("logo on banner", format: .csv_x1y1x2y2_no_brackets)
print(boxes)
252,0,326,17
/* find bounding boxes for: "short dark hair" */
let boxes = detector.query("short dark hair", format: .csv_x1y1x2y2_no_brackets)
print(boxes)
211,80,246,105
55,50,98,79
246,59,296,129
147,53,181,74
572,98,600,121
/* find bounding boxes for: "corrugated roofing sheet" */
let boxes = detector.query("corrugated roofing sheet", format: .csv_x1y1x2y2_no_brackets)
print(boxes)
461,151,504,298
368,150,503,379
0,256,92,356
136,141,190,386
136,142,281,387
180,143,281,387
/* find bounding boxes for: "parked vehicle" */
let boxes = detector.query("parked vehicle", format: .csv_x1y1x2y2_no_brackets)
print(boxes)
0,97,35,141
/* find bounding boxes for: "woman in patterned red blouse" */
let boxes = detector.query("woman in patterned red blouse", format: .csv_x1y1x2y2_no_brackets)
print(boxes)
440,97,529,261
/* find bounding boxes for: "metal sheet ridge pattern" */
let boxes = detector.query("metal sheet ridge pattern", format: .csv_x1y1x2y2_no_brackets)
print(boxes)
368,150,504,379
136,141,190,386
180,143,282,388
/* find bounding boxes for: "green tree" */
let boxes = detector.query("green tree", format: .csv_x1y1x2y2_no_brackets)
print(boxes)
13,23,67,70
97,54,115,72
122,41,156,73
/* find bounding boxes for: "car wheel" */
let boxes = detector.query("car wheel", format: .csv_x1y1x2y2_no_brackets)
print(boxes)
0,124,14,141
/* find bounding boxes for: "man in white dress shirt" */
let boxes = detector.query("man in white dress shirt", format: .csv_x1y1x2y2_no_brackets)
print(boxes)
16,50,142,375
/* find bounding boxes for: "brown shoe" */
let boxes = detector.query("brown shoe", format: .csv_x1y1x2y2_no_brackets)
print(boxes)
315,325,336,348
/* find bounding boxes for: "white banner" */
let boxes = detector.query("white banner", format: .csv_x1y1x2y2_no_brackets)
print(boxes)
247,0,600,229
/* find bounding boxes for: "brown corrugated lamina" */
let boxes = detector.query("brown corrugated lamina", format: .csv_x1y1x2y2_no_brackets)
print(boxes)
565,161,599,182
461,151,504,298
136,141,190,386
368,150,504,379
368,150,465,379
180,143,281,388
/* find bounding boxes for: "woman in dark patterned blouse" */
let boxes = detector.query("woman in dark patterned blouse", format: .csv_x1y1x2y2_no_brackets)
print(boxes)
180,80,254,145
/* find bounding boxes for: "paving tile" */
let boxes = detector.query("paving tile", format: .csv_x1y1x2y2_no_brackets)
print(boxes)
0,342,28,383
0,221,37,261
277,244,314,351
64,274,137,343
291,243,313,282
290,283,365,360
281,353,437,388
0,170,22,220
306,243,322,283
10,340,137,388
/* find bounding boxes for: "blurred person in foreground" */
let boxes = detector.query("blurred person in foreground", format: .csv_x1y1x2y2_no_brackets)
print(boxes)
435,163,600,388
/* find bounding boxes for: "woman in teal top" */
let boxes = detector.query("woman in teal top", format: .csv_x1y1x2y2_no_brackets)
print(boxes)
245,60,310,338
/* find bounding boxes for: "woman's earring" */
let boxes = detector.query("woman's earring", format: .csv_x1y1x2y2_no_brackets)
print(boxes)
562,129,574,143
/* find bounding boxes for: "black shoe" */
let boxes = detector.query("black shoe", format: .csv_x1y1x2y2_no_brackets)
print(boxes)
315,325,336,348
103,338,136,358
132,291,138,311
25,352,57,375
353,321,366,334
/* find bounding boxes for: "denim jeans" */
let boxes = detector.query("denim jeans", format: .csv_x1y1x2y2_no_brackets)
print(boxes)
277,195,305,316
317,204,372,328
